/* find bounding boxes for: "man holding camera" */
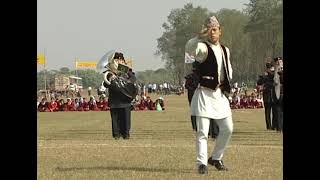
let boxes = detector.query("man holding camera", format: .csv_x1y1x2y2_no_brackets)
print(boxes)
257,58,282,131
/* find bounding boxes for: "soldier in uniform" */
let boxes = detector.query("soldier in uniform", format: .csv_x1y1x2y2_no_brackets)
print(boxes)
257,59,280,131
97,51,138,140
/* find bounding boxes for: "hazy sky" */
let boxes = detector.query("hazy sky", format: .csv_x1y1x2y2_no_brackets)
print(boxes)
37,0,249,72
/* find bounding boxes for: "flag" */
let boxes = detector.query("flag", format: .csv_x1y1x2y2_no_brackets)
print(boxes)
75,61,97,68
37,54,45,65
126,59,133,68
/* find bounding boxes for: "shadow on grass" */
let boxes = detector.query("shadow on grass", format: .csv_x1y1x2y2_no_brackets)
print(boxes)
56,166,193,173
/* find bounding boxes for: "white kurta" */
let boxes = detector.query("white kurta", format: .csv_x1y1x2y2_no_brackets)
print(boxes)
188,40,233,119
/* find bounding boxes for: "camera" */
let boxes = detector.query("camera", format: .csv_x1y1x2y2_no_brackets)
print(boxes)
257,74,274,86
266,62,272,69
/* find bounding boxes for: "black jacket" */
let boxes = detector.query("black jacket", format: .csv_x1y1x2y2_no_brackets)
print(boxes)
103,72,137,108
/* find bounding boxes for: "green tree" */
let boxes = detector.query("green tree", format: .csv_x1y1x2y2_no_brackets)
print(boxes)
156,3,212,85
244,0,283,65
59,67,71,75
74,69,104,88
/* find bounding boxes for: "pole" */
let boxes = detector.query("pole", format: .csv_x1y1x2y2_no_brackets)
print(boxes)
75,58,78,77
44,48,47,99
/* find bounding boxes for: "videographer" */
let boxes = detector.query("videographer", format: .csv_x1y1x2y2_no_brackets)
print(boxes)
257,59,279,131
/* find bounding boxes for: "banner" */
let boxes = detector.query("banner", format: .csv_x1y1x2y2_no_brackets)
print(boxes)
75,61,97,68
37,54,46,65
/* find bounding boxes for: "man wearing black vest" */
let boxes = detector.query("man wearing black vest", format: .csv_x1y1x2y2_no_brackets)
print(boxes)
185,16,233,174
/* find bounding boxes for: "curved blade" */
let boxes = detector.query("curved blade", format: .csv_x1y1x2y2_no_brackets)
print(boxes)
96,49,116,73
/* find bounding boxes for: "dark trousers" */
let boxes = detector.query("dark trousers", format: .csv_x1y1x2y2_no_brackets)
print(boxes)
272,103,281,131
264,102,273,130
188,90,197,131
264,101,280,131
191,116,197,131
208,119,219,139
110,107,131,138
277,95,283,131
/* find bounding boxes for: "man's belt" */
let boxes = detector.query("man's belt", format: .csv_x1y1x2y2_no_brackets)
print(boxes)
202,76,214,80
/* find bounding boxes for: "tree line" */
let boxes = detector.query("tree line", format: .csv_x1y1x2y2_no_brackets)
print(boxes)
156,0,283,86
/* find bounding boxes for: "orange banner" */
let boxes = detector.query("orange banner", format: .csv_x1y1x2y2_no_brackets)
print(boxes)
75,61,97,68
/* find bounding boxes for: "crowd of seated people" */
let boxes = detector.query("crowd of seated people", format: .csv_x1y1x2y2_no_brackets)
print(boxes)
37,94,165,112
37,95,110,112
228,90,264,109
131,96,165,111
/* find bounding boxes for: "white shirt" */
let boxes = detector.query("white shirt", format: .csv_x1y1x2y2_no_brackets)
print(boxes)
152,84,157,90
189,40,232,119
99,85,106,92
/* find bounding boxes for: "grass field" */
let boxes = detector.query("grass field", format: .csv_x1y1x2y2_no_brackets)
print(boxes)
37,94,282,180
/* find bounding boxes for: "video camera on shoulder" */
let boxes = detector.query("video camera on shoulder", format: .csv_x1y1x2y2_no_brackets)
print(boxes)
117,63,130,74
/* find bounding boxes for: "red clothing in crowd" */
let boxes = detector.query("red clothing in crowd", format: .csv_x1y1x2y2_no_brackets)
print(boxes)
89,101,100,111
250,99,263,108
97,100,110,111
64,102,76,111
146,99,155,110
48,101,58,112
240,99,249,109
57,100,65,111
138,99,148,110
79,101,90,111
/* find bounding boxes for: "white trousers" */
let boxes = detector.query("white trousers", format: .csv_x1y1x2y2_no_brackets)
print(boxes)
196,116,233,166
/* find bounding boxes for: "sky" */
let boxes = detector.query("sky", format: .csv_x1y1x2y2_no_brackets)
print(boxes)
37,0,249,72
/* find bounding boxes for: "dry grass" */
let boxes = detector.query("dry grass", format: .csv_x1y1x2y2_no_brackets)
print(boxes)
38,94,282,180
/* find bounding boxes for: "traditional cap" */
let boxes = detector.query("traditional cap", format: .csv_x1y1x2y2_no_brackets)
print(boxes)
204,16,220,28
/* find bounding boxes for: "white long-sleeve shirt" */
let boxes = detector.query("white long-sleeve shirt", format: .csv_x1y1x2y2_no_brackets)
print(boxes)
187,39,233,119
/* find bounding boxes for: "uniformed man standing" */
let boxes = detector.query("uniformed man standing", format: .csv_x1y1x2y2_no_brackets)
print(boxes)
97,51,138,140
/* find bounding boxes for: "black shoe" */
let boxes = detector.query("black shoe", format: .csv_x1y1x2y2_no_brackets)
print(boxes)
208,157,228,171
198,164,208,174
114,136,120,140
123,136,130,140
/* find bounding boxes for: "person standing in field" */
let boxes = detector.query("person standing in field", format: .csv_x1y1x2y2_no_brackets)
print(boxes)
185,15,233,174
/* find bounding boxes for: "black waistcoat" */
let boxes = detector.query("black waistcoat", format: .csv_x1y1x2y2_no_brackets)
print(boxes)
198,42,231,93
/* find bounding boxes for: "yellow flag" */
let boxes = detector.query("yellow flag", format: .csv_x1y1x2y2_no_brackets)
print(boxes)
126,59,133,68
37,54,45,65
75,61,97,68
